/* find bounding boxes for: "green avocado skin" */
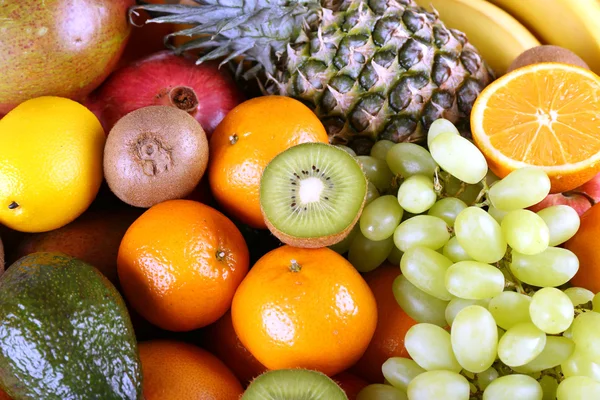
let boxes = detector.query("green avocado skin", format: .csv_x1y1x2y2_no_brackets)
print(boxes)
0,252,142,399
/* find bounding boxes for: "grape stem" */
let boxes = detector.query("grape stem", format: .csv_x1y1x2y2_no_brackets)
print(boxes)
495,248,528,295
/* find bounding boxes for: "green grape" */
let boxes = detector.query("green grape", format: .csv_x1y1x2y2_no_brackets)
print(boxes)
454,207,507,263
445,261,505,300
488,291,532,330
392,275,449,327
564,287,594,307
356,384,408,400
497,322,546,367
335,144,357,157
405,323,461,372
360,195,404,241
482,374,543,400
386,143,438,178
401,246,453,301
427,118,460,148
450,305,498,373
371,140,396,161
488,167,551,211
512,336,575,373
571,311,600,361
529,287,574,334
442,236,473,263
429,131,488,184
393,215,450,252
397,175,437,214
427,197,467,227
593,292,600,312
487,205,509,224
501,210,549,255
445,297,490,327
475,367,499,391
407,370,469,400
537,205,580,246
382,357,425,392
387,245,403,265
443,175,483,205
509,247,579,287
365,181,380,206
556,376,600,400
356,155,394,192
329,224,359,254
561,348,600,380
538,374,559,400
348,231,394,273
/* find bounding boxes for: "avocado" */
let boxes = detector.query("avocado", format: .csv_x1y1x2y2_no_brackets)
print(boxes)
0,252,142,399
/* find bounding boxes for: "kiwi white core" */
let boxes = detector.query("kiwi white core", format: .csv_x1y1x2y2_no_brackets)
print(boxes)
299,177,324,204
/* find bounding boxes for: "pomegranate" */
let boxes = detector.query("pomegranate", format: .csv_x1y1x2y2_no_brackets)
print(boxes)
85,51,244,135
0,0,134,115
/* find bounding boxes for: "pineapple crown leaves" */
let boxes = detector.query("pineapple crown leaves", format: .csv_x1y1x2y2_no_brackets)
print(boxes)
130,0,325,78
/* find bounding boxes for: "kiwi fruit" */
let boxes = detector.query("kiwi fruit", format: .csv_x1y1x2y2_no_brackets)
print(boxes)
508,45,589,73
104,105,209,208
259,142,367,248
242,369,348,400
0,236,4,274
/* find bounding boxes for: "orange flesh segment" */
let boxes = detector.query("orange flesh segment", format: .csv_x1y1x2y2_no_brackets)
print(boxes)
481,67,600,166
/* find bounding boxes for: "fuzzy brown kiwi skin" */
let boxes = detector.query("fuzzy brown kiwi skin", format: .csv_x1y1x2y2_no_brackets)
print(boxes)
0,237,4,274
508,45,590,73
104,105,209,208
260,174,368,249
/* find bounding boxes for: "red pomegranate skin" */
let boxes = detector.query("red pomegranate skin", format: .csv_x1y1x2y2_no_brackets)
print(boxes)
85,51,245,136
0,0,134,115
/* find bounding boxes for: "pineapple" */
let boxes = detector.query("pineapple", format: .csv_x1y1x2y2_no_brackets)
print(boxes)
133,0,494,154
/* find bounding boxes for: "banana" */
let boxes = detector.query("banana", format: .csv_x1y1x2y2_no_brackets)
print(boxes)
487,0,600,75
414,0,541,77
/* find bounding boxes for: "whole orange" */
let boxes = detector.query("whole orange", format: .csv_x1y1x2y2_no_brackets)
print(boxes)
117,199,249,331
231,245,377,376
351,264,418,383
201,310,267,386
565,203,600,293
139,340,243,400
208,96,329,229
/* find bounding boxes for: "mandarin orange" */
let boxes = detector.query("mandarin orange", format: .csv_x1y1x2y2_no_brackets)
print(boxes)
565,203,600,293
201,310,267,386
208,96,329,229
139,340,243,400
351,264,417,383
117,199,249,331
231,245,377,376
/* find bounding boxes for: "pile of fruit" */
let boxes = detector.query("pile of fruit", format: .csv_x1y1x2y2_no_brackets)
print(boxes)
2,0,600,399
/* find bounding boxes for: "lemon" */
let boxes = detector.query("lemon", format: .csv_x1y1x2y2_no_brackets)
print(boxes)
0,97,105,232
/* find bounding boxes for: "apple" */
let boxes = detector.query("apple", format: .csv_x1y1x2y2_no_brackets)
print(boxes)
528,172,600,216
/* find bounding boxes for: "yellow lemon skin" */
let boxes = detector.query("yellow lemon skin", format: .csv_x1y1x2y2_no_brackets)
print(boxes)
0,97,105,233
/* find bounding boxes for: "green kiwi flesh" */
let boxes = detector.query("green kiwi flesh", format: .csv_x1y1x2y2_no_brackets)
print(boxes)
104,105,209,208
242,369,348,400
260,143,367,248
508,45,589,73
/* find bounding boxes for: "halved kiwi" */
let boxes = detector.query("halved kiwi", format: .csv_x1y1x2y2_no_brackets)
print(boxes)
259,142,367,248
242,369,348,400
104,105,209,208
0,236,4,274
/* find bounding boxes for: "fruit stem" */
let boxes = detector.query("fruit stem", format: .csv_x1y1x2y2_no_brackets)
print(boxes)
8,201,18,210
215,250,226,261
289,259,302,272
168,86,199,113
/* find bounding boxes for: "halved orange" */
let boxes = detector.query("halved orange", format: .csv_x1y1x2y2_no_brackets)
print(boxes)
471,62,600,193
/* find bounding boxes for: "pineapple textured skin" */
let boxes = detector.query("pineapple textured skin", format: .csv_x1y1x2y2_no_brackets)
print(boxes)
131,0,494,154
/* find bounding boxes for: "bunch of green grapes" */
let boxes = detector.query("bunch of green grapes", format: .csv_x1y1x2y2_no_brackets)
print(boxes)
339,119,600,400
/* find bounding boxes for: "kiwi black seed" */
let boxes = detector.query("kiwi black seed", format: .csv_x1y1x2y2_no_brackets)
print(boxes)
259,142,367,248
104,105,209,208
242,369,348,400
508,45,590,73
